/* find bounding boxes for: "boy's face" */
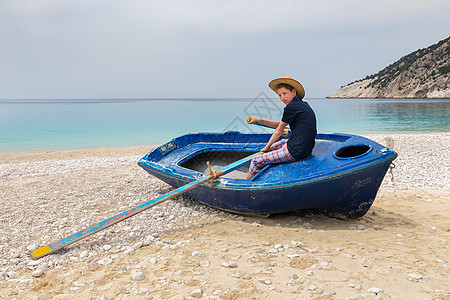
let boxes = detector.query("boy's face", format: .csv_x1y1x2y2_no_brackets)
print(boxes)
276,87,297,105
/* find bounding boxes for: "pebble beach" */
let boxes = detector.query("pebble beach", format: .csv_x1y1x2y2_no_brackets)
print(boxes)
0,133,449,299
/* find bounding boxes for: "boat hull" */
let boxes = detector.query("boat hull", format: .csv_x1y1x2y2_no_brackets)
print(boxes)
138,132,397,219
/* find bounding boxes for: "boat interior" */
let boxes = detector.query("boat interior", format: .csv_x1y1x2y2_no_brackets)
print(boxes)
180,150,254,179
143,132,382,183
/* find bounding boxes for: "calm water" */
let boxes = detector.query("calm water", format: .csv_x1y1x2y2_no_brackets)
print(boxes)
0,98,449,153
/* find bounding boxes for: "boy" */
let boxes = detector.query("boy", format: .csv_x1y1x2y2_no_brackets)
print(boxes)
246,76,317,179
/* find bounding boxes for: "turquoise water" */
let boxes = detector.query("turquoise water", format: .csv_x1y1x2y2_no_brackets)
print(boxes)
1,98,449,153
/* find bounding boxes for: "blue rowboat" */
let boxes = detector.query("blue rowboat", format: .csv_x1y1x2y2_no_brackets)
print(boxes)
138,131,397,219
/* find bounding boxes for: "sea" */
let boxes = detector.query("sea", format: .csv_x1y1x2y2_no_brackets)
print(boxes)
1,97,449,153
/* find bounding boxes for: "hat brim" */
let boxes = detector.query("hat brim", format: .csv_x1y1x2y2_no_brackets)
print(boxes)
269,77,305,99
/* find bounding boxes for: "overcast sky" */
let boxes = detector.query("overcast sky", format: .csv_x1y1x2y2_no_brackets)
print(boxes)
1,0,449,99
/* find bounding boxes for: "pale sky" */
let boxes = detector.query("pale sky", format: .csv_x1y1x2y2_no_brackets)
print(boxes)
1,0,449,99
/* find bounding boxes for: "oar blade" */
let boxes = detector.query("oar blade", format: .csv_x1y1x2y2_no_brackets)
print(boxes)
31,246,52,259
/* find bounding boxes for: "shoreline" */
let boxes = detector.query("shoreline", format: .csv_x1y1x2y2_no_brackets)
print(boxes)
0,146,154,164
0,132,450,158
1,133,449,299
1,131,449,157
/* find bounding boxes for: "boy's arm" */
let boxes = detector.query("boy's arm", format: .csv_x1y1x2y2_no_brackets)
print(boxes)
247,116,280,129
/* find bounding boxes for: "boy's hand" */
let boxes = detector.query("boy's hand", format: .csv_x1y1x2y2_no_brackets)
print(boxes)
247,116,260,124
261,146,271,153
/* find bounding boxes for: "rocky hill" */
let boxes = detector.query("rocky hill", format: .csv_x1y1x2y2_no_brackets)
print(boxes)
328,36,450,98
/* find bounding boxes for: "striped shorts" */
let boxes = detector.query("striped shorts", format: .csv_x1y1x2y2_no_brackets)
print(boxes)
248,139,296,177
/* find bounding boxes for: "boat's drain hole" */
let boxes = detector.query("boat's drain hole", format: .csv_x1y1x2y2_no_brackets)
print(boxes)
335,145,371,158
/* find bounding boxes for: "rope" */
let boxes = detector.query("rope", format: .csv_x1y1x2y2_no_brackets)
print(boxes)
389,163,395,182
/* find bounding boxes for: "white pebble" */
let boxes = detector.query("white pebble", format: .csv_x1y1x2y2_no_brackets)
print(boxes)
7,271,18,279
191,287,203,298
73,281,86,287
88,262,100,271
80,250,90,259
163,239,173,244
133,242,143,250
305,248,318,253
103,245,112,251
221,261,238,268
132,271,146,281
174,270,182,275
27,260,41,267
143,235,155,246
323,290,337,297
123,248,134,255
408,273,423,281
26,244,37,252
98,258,113,265
32,269,44,277
19,279,32,287
368,287,383,294
149,257,157,264
192,251,201,256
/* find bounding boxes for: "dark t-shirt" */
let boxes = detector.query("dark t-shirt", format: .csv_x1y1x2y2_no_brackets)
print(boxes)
281,96,317,160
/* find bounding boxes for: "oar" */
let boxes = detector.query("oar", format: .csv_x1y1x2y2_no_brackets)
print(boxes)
31,151,261,259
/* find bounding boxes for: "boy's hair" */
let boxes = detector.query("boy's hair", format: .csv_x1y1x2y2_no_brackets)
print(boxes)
275,83,295,92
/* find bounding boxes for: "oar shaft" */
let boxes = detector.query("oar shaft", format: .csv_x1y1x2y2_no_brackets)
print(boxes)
31,177,209,259
31,151,260,259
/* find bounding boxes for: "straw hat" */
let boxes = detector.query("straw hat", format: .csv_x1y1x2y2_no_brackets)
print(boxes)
269,76,305,99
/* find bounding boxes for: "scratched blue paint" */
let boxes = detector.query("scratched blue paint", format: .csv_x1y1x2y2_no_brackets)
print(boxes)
138,131,397,219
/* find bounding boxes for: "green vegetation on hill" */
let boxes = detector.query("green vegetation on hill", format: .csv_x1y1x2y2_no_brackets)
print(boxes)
348,36,450,90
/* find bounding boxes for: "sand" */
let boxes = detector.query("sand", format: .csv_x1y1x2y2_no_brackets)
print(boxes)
0,133,449,299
